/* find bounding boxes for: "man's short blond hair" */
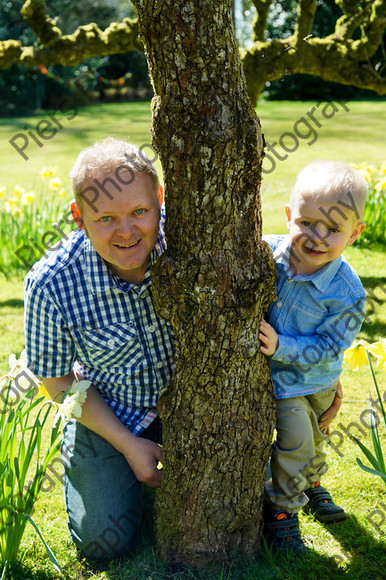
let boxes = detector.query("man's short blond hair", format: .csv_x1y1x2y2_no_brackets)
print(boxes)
70,138,160,208
290,160,368,221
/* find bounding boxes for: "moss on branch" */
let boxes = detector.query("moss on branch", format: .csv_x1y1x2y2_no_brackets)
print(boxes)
251,0,273,41
21,0,62,44
242,34,385,106
0,0,384,102
0,18,142,69
294,0,317,42
243,0,385,104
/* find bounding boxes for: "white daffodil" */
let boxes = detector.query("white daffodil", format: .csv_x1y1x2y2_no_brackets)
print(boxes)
60,391,87,420
8,349,28,378
68,380,91,396
4,350,40,400
54,379,91,424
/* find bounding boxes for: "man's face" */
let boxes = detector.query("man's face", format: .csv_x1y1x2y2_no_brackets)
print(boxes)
74,172,163,284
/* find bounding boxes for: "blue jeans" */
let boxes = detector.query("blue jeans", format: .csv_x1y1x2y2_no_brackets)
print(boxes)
61,418,162,561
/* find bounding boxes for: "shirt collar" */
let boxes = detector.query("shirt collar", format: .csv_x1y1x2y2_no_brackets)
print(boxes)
274,235,342,293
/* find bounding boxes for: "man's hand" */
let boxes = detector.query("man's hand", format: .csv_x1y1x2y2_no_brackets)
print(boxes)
42,376,164,487
124,437,164,488
259,319,279,356
318,380,343,434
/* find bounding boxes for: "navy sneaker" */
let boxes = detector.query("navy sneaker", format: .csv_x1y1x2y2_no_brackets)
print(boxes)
264,507,306,554
304,482,346,523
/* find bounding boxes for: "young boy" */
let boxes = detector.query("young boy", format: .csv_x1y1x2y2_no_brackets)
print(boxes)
259,160,367,553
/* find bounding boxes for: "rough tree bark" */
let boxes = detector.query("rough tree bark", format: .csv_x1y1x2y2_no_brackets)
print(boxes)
132,0,276,566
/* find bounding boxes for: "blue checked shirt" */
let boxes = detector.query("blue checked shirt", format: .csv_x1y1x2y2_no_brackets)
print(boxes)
24,206,174,435
264,235,365,399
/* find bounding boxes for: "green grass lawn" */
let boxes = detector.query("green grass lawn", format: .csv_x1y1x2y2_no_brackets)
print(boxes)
1,100,386,578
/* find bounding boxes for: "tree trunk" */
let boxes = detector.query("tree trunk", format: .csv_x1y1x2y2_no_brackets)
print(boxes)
133,0,276,566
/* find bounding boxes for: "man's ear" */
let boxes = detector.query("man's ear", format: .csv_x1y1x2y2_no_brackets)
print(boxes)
285,204,292,230
157,185,164,206
70,200,84,229
347,222,366,246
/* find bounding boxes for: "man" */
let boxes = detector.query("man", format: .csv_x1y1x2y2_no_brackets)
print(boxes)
24,138,174,560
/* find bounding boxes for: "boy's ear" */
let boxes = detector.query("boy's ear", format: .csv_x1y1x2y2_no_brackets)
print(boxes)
70,200,84,229
347,221,366,246
285,204,292,230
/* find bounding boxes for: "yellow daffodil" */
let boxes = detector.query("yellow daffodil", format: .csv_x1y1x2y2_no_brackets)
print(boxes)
4,198,21,216
358,166,376,183
375,177,386,193
0,186,6,198
57,188,67,198
49,177,62,190
36,384,51,399
39,166,57,178
343,340,370,371
368,339,386,371
12,185,26,198
20,191,35,205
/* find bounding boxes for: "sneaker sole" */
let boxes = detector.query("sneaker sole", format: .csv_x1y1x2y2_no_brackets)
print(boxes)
304,505,347,523
314,511,347,523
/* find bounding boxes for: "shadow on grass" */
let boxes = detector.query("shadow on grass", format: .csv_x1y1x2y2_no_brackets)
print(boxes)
2,563,58,580
320,514,386,579
0,298,24,309
9,496,384,579
81,489,349,580
361,276,386,342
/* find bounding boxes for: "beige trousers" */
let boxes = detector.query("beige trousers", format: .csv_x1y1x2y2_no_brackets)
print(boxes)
265,384,337,512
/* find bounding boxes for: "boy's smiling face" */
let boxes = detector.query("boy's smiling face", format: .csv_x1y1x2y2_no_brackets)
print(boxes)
285,195,365,276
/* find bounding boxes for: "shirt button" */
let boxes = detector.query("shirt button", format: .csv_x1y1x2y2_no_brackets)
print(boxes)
156,361,163,369
276,301,282,308
141,292,147,299
288,279,294,283
107,339,115,347
148,325,155,333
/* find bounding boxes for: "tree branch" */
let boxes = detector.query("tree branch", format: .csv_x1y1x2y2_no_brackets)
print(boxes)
294,0,317,42
21,0,62,44
0,0,142,70
0,18,142,69
243,0,385,105
251,0,273,41
243,34,385,106
356,0,386,58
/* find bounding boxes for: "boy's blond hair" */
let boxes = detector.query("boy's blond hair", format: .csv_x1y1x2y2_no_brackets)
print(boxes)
289,160,368,221
70,137,160,208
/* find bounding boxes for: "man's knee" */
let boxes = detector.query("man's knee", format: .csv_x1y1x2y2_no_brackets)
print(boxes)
70,507,142,561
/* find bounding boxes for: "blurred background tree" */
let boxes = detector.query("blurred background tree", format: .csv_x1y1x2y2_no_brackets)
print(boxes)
234,0,384,100
0,0,384,115
0,0,151,115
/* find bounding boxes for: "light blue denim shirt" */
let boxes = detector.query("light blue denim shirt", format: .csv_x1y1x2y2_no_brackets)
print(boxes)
264,235,365,399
